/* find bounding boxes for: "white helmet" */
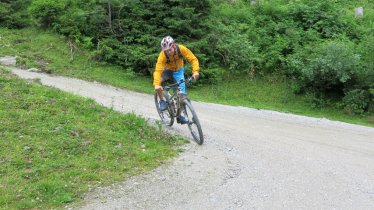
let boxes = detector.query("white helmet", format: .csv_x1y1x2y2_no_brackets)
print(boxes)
161,36,174,51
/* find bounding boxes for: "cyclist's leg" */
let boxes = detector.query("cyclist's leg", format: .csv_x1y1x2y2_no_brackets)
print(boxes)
173,67,188,124
172,67,186,95
158,69,174,100
162,68,176,84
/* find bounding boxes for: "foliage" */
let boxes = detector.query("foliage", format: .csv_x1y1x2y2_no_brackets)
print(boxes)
35,0,213,75
288,0,350,38
287,38,373,112
356,35,374,89
1,26,372,132
28,0,65,28
2,0,374,114
53,7,86,40
304,41,359,93
341,89,370,115
0,0,32,28
212,21,260,76
198,67,225,85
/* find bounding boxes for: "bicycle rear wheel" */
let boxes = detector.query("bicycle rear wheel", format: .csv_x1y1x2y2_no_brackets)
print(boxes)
183,100,204,145
154,92,174,126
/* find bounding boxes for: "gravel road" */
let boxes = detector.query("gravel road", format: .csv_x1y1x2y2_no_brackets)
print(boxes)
2,57,374,210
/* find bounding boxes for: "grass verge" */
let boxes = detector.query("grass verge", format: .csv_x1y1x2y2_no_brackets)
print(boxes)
189,75,373,126
0,68,187,209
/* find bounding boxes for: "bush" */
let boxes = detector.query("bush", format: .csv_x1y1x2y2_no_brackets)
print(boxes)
209,19,260,76
370,89,374,113
288,41,360,94
341,89,370,115
126,45,157,75
0,1,31,28
310,41,359,90
216,31,259,75
29,0,65,28
184,66,224,85
54,7,86,40
285,39,374,114
305,92,329,109
356,35,374,89
199,67,224,85
289,0,349,38
91,38,119,62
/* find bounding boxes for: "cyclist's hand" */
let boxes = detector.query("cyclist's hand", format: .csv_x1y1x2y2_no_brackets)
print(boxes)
192,72,199,80
154,85,163,91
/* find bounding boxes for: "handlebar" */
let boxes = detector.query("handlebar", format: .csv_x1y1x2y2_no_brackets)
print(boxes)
164,77,195,91
188,76,195,83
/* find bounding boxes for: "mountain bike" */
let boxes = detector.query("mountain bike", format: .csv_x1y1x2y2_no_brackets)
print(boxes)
154,77,204,145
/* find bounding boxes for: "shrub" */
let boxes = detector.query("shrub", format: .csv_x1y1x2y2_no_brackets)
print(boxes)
341,89,370,115
184,66,224,85
288,41,360,94
217,32,259,74
54,7,86,41
199,67,224,85
289,0,349,38
0,1,31,28
91,38,119,62
356,35,374,89
210,20,260,76
29,0,65,28
305,92,329,109
370,89,374,113
310,41,359,90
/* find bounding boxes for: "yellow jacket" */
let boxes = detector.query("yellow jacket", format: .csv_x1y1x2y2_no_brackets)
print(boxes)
153,44,199,86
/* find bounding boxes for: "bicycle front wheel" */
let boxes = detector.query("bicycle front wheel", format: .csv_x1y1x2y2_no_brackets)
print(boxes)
183,100,204,145
154,92,174,126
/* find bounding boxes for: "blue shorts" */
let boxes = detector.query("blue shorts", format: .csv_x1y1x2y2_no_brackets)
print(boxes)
161,67,186,94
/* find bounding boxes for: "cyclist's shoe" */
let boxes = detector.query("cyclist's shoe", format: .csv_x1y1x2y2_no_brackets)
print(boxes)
159,100,168,111
177,115,188,124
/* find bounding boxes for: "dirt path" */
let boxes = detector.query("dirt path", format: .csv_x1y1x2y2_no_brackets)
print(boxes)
2,58,374,210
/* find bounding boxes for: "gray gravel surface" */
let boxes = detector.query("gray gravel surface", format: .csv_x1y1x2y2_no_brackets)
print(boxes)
2,57,374,210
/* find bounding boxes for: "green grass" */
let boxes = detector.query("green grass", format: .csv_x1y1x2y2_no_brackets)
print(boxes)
0,27,152,93
0,68,187,209
189,75,373,126
0,27,373,127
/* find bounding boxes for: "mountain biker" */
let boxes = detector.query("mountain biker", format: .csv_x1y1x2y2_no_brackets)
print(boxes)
153,35,200,124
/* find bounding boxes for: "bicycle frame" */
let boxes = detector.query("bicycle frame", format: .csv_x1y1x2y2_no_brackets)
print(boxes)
155,77,204,145
163,78,189,117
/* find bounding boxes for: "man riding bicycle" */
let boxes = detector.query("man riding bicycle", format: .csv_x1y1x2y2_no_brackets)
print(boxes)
153,36,200,124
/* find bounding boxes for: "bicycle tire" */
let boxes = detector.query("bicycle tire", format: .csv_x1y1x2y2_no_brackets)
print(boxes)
154,92,174,126
183,100,204,145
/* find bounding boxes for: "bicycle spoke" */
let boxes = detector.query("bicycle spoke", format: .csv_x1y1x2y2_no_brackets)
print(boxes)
154,92,174,126
154,80,203,145
183,100,204,145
